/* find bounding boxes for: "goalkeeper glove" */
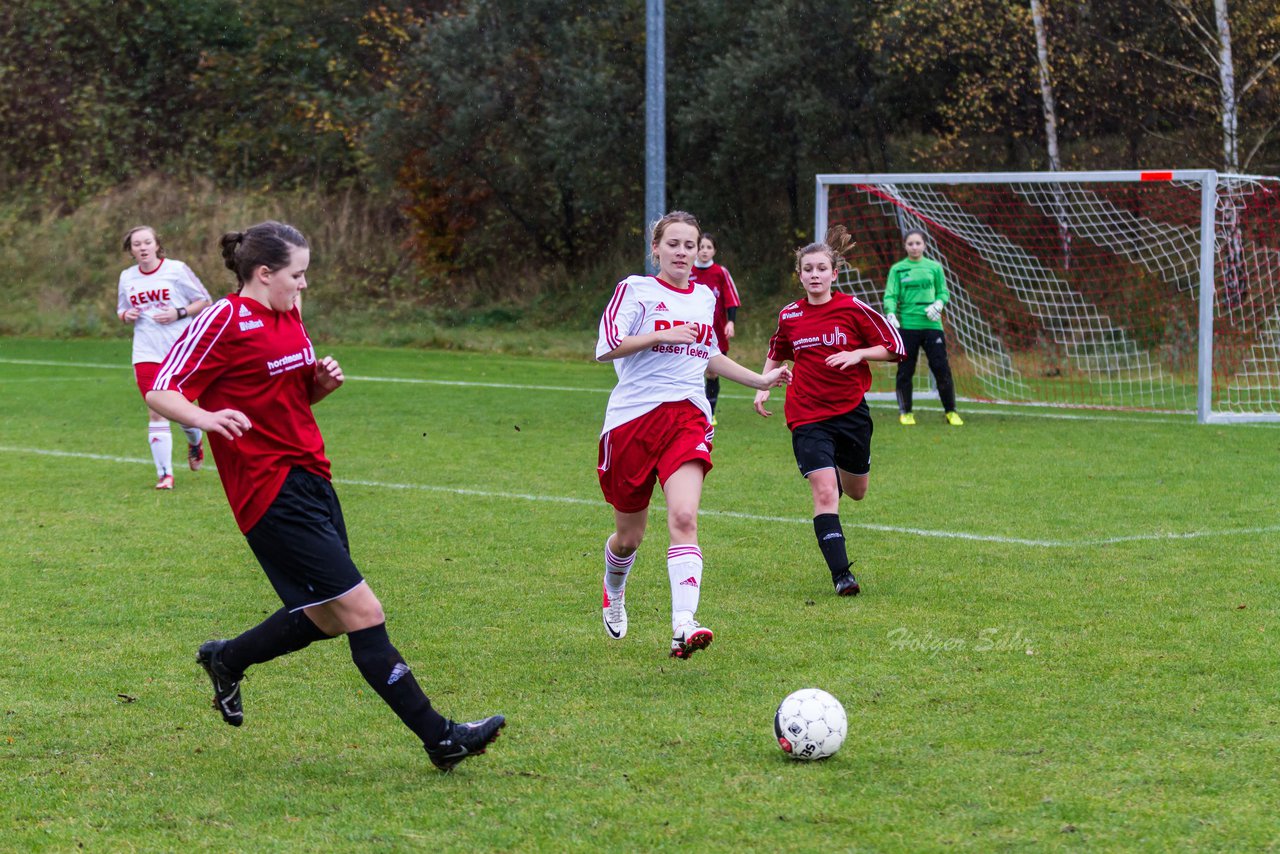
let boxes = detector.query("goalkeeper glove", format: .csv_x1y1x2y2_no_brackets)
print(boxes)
926,300,944,322
886,313,900,328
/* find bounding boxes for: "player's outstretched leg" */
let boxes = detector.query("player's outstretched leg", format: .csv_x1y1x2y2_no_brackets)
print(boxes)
425,715,507,772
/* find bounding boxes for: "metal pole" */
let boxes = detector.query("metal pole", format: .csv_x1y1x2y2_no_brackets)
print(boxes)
813,175,828,242
645,0,665,274
1197,172,1219,423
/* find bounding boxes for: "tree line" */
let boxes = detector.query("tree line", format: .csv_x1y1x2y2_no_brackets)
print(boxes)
2,0,1277,293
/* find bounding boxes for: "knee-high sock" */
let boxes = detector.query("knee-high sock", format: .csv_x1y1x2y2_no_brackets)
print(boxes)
148,422,172,477
348,623,449,746
220,607,330,675
668,544,703,629
813,513,850,579
181,424,203,447
604,538,635,597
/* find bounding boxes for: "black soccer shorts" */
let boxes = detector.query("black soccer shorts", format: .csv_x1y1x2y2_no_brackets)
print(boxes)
790,401,874,479
244,467,365,612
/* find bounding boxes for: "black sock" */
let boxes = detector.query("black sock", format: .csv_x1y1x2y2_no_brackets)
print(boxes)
705,376,721,413
221,607,330,675
813,513,850,579
348,623,449,746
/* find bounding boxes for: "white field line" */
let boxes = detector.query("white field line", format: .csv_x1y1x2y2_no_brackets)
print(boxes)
4,444,1279,548
0,356,1229,424
0,376,110,383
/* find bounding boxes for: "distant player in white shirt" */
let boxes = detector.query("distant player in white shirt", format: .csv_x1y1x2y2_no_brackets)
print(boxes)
595,210,791,659
116,225,212,489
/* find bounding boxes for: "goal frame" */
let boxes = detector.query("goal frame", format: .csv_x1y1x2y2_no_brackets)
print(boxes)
815,170,1277,424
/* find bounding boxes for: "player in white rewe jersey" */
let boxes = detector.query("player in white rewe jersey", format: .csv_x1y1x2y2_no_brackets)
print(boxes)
595,210,791,660
116,225,212,490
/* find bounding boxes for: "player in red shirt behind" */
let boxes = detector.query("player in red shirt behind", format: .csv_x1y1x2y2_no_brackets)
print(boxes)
753,227,905,596
146,220,503,771
690,233,741,426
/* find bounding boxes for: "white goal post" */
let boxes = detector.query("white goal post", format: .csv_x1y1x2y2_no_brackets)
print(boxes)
816,170,1280,423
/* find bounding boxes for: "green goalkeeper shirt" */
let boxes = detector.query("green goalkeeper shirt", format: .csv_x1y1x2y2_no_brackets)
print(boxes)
883,256,948,331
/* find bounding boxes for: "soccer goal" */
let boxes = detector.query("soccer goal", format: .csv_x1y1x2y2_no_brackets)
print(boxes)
818,170,1280,423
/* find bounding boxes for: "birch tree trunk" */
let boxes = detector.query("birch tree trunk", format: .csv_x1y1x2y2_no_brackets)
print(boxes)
1031,0,1070,266
1215,0,1240,172
1031,0,1061,171
1212,0,1245,305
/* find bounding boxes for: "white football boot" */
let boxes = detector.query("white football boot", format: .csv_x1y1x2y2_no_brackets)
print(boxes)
670,620,713,659
602,584,628,639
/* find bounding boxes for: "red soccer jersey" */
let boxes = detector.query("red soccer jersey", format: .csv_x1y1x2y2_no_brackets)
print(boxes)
153,294,331,533
690,262,740,352
766,292,905,430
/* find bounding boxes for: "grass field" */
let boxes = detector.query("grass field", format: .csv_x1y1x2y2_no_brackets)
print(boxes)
2,337,1279,852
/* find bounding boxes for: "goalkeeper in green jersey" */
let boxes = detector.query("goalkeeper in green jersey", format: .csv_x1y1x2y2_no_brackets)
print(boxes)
883,229,963,426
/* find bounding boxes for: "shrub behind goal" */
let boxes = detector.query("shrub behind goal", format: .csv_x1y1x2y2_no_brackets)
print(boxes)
818,170,1280,423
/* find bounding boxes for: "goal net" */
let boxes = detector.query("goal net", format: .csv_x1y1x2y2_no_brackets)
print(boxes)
817,170,1280,423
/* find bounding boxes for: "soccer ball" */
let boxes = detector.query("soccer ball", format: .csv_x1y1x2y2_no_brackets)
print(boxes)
774,688,847,760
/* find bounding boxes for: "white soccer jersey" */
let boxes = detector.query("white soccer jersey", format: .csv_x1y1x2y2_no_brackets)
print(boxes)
596,274,721,435
116,259,213,364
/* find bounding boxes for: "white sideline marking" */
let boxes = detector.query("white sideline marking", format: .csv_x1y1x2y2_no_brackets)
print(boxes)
0,376,108,384
0,356,1232,423
4,443,1279,548
347,375,611,394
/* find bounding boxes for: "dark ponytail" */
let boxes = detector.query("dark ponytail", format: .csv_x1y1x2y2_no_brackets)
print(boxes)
219,221,308,287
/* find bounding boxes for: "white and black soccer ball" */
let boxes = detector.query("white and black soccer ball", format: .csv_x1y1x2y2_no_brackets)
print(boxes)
774,688,847,760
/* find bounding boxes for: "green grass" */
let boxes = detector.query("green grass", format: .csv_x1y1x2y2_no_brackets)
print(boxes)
2,337,1280,851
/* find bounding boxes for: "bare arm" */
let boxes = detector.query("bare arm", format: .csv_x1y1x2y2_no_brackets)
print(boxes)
752,357,787,417
145,389,253,441
708,353,790,391
153,297,212,325
825,345,893,371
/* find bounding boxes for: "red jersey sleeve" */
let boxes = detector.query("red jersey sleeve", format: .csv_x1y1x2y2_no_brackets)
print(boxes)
766,302,800,362
848,297,906,361
721,266,741,310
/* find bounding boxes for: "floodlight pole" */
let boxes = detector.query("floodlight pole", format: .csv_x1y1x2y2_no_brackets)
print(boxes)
645,0,665,274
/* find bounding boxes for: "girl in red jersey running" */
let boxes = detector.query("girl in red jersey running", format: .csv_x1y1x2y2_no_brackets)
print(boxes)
690,233,742,426
596,210,790,659
116,225,212,489
753,228,905,596
146,221,503,771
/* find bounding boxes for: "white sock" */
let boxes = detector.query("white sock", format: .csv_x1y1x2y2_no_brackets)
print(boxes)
148,422,173,477
181,425,202,447
668,544,703,629
604,537,635,598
